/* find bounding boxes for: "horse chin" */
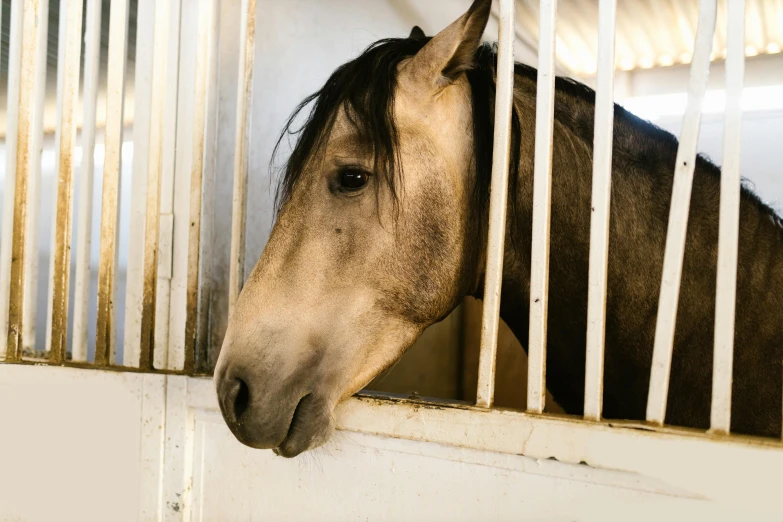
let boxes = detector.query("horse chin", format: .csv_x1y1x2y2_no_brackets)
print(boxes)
272,393,335,458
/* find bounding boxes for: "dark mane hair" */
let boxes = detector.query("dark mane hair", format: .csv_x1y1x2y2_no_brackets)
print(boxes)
272,32,783,233
272,36,521,231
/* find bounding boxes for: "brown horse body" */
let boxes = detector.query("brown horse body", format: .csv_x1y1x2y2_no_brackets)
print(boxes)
215,0,782,458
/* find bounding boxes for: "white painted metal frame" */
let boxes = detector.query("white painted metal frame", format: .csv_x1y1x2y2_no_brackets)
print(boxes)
139,0,174,369
167,0,199,372
44,0,67,358
21,0,50,355
72,0,104,362
124,0,156,367
0,0,21,360
196,0,223,372
154,0,184,370
710,0,746,434
583,0,617,421
95,0,130,366
475,0,516,408
647,0,718,425
5,0,47,361
526,0,558,414
227,0,257,318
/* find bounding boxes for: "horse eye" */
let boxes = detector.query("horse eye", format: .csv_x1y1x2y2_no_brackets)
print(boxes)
338,169,369,192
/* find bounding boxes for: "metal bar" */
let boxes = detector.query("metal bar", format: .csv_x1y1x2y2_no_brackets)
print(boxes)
6,0,46,361
95,0,130,366
139,0,173,369
196,0,222,372
44,0,67,357
475,0,516,408
526,0,557,414
48,0,84,363
710,0,745,435
583,0,617,421
227,0,257,318
21,0,50,356
154,0,183,369
167,0,198,372
0,0,23,359
123,0,156,367
646,0,717,425
72,0,103,362
0,0,14,361
183,0,218,374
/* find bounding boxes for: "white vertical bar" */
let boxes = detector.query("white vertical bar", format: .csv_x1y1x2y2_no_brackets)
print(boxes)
475,0,516,409
647,0,717,425
710,0,745,435
44,0,68,356
95,0,130,366
6,0,47,360
227,0,256,318
47,0,84,363
153,0,183,370
527,0,557,414
0,0,15,361
583,0,617,421
21,0,49,355
124,0,156,367
183,0,219,374
139,0,173,369
196,0,222,372
168,1,199,372
72,0,103,362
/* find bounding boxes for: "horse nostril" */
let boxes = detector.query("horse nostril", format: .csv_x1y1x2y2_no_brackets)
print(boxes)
219,375,251,425
234,377,250,419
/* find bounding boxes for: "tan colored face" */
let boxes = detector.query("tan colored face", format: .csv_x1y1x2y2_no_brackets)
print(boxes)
214,0,491,457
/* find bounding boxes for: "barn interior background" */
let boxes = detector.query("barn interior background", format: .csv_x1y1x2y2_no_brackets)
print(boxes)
1,0,783,519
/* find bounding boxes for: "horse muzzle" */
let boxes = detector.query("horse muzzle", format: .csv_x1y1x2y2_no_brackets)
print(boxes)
214,355,335,457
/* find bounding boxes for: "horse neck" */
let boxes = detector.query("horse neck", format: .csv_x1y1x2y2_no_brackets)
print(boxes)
485,72,596,350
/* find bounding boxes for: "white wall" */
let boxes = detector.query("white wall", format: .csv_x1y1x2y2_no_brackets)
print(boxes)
653,110,783,209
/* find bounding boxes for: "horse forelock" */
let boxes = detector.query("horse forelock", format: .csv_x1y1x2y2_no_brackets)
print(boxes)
271,36,522,238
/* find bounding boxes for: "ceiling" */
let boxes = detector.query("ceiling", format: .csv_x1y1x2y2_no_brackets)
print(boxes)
511,0,783,76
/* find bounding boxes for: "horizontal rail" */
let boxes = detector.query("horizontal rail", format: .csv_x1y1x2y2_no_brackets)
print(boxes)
475,0,516,408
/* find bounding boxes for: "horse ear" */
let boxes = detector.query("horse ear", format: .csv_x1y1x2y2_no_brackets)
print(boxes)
401,0,491,91
409,25,426,39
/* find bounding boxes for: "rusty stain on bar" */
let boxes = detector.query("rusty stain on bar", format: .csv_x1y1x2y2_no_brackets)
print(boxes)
139,0,172,370
228,0,257,317
184,0,217,374
7,0,45,361
49,0,85,364
95,0,130,366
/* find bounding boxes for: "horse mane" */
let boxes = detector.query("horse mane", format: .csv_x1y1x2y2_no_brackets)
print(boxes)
272,33,783,231
272,36,519,230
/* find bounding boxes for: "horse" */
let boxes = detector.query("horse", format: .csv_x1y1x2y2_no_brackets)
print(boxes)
214,0,783,458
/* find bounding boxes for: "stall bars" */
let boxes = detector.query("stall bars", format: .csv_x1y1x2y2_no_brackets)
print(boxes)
0,0,779,442
0,0,227,372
